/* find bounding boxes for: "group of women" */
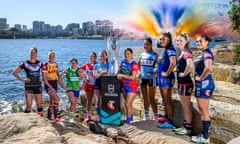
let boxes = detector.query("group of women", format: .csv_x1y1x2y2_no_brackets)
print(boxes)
13,32,214,143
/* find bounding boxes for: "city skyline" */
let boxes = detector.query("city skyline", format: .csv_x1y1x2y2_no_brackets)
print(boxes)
1,0,129,29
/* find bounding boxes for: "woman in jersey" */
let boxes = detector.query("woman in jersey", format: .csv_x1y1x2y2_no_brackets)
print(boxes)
173,33,194,135
117,48,138,124
191,35,215,143
42,50,61,122
79,52,97,121
59,58,80,122
93,50,109,121
139,38,159,120
157,32,176,128
13,47,43,115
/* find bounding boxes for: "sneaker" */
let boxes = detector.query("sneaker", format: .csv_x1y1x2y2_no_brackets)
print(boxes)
69,113,74,123
142,114,149,121
55,117,62,122
191,134,210,143
156,117,168,123
69,118,74,123
174,127,191,135
158,120,173,128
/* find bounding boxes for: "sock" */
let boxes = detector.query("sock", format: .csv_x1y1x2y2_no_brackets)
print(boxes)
47,108,52,120
183,120,192,130
144,110,149,118
131,114,134,121
37,107,43,116
126,117,132,124
87,111,91,117
202,120,211,139
70,112,74,119
53,103,59,119
154,113,158,120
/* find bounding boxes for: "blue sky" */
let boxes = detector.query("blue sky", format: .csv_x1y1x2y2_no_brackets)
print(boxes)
1,0,129,29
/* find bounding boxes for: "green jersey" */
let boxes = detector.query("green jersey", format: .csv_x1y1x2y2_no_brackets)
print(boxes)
64,67,80,90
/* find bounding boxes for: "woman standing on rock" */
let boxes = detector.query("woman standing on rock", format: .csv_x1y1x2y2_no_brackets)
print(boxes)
79,52,97,121
157,32,176,128
139,37,159,120
93,50,110,121
42,50,61,122
13,47,43,115
117,48,138,124
191,35,215,143
173,33,194,135
59,58,81,122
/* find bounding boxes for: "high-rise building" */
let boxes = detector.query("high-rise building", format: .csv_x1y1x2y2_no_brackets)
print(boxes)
65,23,80,34
22,25,28,31
14,24,21,31
0,18,8,30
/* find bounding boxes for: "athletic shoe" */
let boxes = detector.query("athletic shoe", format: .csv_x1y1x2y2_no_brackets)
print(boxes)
156,116,168,123
191,134,210,143
173,127,191,135
142,114,149,121
158,120,173,128
55,117,63,122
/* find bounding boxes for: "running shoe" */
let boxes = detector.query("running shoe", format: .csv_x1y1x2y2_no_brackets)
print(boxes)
173,127,191,135
142,114,149,121
55,117,63,122
156,116,168,123
158,120,173,128
191,134,210,143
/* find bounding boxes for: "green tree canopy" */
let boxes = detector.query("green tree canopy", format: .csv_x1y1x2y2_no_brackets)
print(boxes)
228,0,240,33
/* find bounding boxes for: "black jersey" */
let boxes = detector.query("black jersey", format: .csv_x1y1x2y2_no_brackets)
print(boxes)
19,60,43,87
177,49,193,84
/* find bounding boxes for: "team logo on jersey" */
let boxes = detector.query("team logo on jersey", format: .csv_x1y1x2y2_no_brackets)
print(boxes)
107,101,115,110
205,90,211,97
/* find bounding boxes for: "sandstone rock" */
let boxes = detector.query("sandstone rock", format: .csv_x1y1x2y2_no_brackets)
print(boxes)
213,63,240,85
227,136,240,144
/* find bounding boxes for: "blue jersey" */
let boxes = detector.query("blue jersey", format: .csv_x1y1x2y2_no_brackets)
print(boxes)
139,50,158,79
94,62,110,89
194,48,214,79
95,62,110,74
158,45,176,77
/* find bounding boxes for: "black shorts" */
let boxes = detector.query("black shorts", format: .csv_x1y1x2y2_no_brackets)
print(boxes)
178,83,194,96
141,78,157,87
25,86,42,94
44,80,58,93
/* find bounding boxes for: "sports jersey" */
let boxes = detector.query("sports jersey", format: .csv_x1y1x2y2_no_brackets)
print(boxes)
63,67,80,90
194,48,214,79
157,45,176,78
42,62,58,80
120,59,138,89
19,60,43,87
94,62,110,89
177,49,193,84
80,62,96,85
139,50,158,79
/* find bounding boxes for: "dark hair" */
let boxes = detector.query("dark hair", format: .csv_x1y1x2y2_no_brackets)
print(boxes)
179,33,190,48
144,37,152,45
124,48,133,54
100,50,108,62
162,32,172,48
201,35,211,42
90,52,97,57
70,58,78,64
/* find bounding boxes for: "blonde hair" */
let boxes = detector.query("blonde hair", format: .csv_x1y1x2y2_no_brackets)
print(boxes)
30,46,38,53
48,50,55,57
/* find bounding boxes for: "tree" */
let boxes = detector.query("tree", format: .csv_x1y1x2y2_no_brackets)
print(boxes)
228,0,240,33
